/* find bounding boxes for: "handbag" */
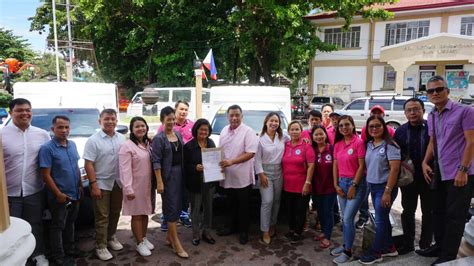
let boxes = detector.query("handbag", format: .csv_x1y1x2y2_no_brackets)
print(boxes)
384,142,414,187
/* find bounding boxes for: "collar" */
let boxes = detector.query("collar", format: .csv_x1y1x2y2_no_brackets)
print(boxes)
368,140,386,149
52,137,68,147
287,137,304,147
263,132,280,142
99,130,115,138
344,134,358,146
176,119,191,127
433,99,454,114
10,122,31,133
228,123,244,133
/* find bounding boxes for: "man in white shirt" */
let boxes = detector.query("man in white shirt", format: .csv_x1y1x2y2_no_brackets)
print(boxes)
1,98,50,266
84,109,126,261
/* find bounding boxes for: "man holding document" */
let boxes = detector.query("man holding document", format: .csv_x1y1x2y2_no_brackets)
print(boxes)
217,105,259,245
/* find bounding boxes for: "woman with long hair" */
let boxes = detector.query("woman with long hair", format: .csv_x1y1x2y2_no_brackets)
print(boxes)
282,120,315,243
330,115,367,264
311,125,337,249
359,116,401,264
184,119,217,246
151,106,188,258
255,112,288,244
119,117,155,256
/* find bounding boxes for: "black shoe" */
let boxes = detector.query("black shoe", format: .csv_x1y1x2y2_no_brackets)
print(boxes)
356,219,369,229
51,256,75,266
284,231,295,240
290,234,303,244
192,238,200,246
415,245,441,257
217,228,236,236
397,245,415,255
431,257,454,265
202,234,216,244
239,232,248,245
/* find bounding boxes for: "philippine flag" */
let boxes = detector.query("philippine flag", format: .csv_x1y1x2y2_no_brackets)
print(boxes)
203,49,217,80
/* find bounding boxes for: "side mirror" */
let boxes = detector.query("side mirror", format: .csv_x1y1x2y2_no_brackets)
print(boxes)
116,125,128,135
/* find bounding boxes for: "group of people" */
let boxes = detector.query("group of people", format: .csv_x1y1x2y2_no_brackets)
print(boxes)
1,75,473,265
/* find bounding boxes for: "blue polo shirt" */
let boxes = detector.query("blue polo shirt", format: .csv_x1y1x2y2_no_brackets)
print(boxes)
39,137,80,201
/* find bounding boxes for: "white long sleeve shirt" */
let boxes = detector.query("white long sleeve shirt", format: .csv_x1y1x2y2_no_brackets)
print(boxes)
1,124,50,197
254,133,289,175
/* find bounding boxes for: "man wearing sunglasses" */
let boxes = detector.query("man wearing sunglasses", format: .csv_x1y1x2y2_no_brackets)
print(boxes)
418,75,474,264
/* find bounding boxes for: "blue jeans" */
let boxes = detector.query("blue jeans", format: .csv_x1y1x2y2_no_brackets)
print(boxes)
338,177,367,250
369,183,398,253
314,193,337,240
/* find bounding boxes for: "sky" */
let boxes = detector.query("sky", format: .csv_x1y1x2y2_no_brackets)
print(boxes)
0,0,47,52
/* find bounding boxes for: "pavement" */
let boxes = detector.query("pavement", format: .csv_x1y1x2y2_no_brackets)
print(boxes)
72,190,452,266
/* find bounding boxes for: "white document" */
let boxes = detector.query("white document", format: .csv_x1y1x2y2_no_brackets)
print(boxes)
201,147,225,183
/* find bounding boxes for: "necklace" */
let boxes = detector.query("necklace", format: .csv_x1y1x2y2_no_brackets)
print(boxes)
171,141,179,151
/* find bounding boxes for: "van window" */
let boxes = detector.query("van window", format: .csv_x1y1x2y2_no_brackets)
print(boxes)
172,90,191,102
393,99,405,111
369,99,391,111
202,91,210,104
334,97,344,105
212,110,288,135
132,94,142,104
311,97,330,104
157,90,170,102
346,99,365,110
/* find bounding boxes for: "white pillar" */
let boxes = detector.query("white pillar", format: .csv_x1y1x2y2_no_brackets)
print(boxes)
194,69,203,119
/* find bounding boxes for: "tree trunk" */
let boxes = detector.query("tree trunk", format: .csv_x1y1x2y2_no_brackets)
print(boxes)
232,45,239,84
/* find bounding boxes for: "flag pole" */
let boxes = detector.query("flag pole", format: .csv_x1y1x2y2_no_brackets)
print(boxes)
193,55,203,119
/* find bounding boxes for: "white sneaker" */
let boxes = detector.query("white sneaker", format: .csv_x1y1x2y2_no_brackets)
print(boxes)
136,242,152,257
96,248,113,261
107,235,123,251
143,237,155,250
33,255,49,266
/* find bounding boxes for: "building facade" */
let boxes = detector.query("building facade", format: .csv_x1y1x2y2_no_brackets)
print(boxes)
307,0,474,101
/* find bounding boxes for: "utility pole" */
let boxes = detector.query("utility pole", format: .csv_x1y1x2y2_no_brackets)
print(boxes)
66,0,74,82
52,0,61,82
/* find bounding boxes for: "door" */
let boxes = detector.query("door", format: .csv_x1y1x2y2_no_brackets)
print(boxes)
419,69,435,92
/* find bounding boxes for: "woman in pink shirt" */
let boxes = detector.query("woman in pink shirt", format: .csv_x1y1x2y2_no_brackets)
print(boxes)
282,121,315,243
331,115,367,264
119,117,154,257
311,125,336,249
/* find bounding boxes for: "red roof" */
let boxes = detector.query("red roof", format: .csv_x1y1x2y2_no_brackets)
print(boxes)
306,0,474,20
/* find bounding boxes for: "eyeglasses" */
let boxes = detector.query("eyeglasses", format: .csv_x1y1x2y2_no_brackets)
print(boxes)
368,124,383,130
426,86,446,94
338,123,352,128
405,107,422,113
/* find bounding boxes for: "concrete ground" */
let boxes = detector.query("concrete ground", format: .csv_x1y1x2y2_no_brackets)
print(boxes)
73,190,447,266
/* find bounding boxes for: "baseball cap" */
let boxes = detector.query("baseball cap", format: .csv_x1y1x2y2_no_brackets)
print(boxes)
329,111,342,117
370,105,385,114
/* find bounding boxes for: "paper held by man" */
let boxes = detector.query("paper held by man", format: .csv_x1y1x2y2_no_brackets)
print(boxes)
201,147,225,183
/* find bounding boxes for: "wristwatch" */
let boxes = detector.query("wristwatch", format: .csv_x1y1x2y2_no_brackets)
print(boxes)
351,182,359,188
457,165,469,173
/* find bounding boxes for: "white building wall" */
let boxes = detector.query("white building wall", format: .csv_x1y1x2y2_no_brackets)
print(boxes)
315,23,370,60
448,14,474,34
404,65,420,90
372,66,385,91
313,66,367,97
373,17,442,59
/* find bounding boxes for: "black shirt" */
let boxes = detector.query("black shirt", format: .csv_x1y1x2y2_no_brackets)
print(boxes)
171,141,182,166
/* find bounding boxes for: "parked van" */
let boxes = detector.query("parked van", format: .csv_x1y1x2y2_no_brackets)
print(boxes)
127,87,212,119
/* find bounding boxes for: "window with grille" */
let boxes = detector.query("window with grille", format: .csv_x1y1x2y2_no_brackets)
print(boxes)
324,26,361,48
384,20,430,46
461,17,474,36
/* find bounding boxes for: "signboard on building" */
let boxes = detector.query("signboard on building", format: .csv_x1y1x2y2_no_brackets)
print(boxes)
447,71,469,89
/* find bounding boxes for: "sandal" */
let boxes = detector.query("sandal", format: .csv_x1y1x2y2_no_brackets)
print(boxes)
319,239,331,249
313,234,325,241
260,235,271,245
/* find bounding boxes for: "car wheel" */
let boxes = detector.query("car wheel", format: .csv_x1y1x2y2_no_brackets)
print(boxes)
386,122,400,130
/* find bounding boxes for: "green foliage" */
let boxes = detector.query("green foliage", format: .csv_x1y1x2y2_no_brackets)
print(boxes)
29,0,395,88
0,28,35,61
0,93,13,108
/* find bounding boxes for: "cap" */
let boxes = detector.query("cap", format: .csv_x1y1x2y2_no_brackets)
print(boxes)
370,105,385,114
329,111,342,117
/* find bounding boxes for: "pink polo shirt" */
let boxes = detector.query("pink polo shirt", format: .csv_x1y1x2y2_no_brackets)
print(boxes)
157,118,194,144
333,134,366,178
282,139,315,193
219,123,259,189
326,125,336,145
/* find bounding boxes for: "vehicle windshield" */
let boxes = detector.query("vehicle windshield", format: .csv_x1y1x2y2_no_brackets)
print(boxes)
311,97,330,104
31,108,100,137
211,110,288,135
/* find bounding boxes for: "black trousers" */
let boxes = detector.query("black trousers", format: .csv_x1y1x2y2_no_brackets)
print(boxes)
224,185,252,233
433,175,473,260
286,191,310,235
400,176,434,249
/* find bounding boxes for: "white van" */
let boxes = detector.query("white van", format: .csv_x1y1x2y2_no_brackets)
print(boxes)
127,87,212,120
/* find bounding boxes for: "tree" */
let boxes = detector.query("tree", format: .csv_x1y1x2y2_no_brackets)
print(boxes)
29,0,395,88
0,28,35,61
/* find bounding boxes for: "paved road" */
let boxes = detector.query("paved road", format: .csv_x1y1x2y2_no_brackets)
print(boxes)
75,189,438,265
